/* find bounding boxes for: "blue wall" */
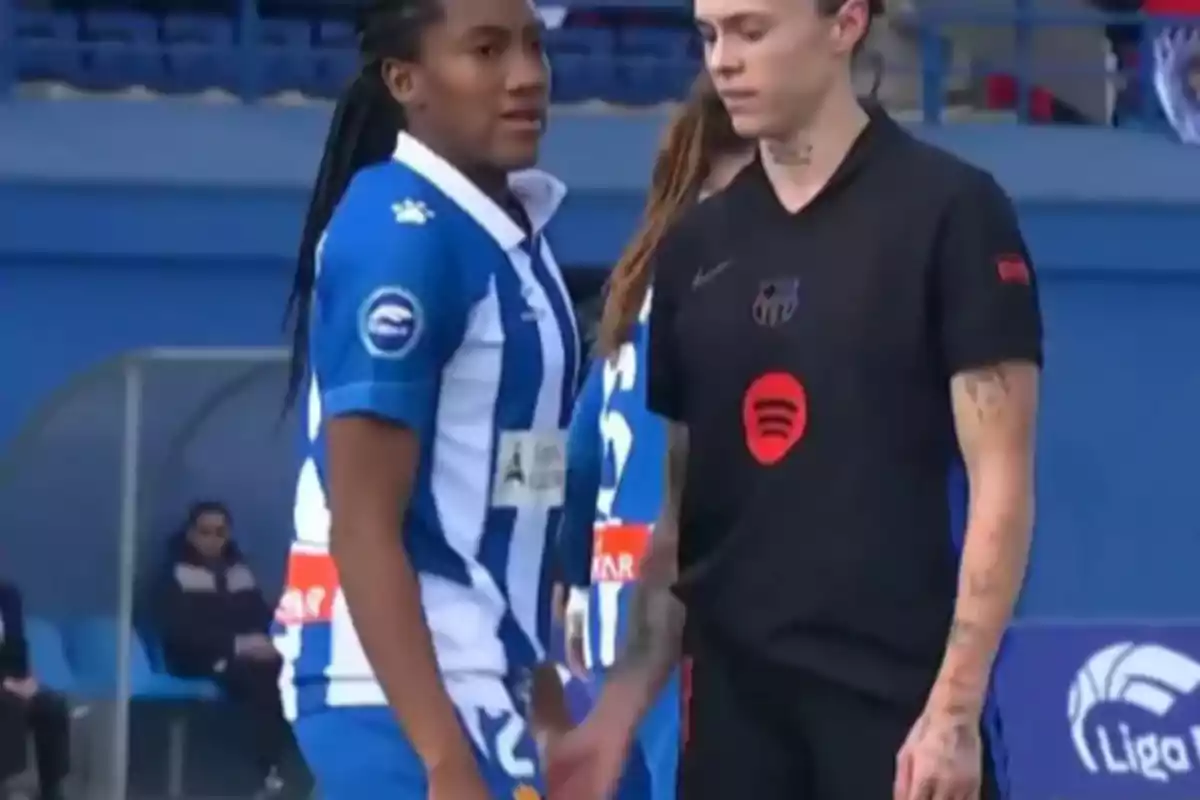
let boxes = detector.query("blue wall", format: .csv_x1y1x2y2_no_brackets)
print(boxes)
1,100,1199,622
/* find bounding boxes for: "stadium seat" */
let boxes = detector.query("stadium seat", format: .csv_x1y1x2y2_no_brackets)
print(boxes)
61,617,217,798
25,618,77,693
312,20,356,98
13,10,85,84
80,11,164,91
613,27,696,106
162,13,237,93
60,616,218,701
545,26,616,104
258,18,317,95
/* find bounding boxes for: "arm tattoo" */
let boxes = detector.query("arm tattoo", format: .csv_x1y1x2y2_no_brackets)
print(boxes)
611,427,688,683
946,617,986,650
961,366,1011,422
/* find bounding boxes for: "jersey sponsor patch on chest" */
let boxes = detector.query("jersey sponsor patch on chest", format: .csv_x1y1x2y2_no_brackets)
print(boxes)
491,430,567,508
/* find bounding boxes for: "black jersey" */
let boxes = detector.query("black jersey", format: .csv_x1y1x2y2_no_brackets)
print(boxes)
646,107,1043,707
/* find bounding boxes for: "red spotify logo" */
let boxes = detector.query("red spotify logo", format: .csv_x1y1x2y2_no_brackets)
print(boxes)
742,372,808,466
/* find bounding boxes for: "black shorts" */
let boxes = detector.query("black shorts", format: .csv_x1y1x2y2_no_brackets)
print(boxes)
678,633,1003,800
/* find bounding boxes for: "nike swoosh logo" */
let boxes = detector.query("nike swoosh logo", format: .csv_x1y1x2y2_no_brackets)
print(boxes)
693,259,732,288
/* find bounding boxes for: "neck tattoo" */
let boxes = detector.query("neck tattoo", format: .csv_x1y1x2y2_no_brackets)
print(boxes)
765,140,813,166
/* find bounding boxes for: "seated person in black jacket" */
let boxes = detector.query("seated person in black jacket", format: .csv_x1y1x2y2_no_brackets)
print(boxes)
0,581,68,800
156,502,288,796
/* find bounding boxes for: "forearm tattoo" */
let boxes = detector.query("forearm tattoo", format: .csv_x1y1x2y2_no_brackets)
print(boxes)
961,366,1011,423
611,428,688,682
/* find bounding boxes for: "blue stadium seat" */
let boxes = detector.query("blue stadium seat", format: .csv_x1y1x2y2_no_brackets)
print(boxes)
61,616,218,701
258,18,317,95
312,20,356,98
25,618,77,693
545,26,616,104
80,11,164,91
162,13,237,93
13,10,84,84
613,27,696,105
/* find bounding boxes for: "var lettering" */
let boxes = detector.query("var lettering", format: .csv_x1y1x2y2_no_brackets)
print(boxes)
592,553,637,582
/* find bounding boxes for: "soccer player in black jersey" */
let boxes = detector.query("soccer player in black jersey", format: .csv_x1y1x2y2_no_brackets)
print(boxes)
547,0,1042,798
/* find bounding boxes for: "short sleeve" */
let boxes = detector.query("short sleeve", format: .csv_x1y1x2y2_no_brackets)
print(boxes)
936,171,1044,375
646,228,689,421
312,182,466,434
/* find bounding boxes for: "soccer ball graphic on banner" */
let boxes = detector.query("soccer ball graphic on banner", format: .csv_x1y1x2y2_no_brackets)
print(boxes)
1068,642,1200,782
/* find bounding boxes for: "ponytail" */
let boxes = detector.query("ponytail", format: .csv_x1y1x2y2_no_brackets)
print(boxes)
283,68,403,409
595,76,741,358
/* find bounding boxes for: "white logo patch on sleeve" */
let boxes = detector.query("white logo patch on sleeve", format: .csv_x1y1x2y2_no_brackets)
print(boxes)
358,286,423,359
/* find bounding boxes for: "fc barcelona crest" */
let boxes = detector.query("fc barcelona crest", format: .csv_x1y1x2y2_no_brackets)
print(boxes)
752,278,799,328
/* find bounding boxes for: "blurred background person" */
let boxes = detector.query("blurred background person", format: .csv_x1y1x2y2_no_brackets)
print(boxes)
0,580,69,800
154,501,289,798
557,74,751,800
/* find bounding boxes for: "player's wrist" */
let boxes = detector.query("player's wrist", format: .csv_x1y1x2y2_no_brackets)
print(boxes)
413,713,478,775
925,676,987,719
593,670,654,731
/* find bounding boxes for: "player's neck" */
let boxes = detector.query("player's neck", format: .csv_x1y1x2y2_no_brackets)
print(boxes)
758,88,868,211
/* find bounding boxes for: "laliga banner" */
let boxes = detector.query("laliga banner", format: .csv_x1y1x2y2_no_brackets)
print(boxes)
995,623,1200,798
1153,26,1200,145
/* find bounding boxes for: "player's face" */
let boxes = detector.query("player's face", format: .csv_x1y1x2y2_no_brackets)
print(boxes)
388,0,549,172
696,0,869,139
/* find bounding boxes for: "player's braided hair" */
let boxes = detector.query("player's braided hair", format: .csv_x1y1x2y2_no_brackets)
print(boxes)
284,0,443,409
596,74,743,359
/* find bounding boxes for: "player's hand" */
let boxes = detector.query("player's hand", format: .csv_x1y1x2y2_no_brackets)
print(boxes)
236,635,280,661
893,704,982,800
564,587,589,678
427,756,491,800
545,702,634,800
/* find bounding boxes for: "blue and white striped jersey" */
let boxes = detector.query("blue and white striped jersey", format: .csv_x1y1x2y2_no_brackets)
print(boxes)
561,294,667,669
275,131,579,719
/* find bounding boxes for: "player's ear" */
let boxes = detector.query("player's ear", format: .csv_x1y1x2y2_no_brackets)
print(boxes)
382,57,423,110
829,0,871,58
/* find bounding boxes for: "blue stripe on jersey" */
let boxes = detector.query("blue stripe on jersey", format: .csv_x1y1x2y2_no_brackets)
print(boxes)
483,261,544,672
295,622,333,717
526,236,579,653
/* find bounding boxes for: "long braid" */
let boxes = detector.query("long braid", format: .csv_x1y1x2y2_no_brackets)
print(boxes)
284,0,441,409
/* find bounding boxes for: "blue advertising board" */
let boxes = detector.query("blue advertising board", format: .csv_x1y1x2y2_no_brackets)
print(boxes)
996,623,1200,798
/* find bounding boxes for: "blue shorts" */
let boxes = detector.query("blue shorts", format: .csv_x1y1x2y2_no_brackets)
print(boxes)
296,703,543,799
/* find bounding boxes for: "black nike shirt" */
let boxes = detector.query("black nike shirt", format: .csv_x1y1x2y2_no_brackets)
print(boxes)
646,108,1043,708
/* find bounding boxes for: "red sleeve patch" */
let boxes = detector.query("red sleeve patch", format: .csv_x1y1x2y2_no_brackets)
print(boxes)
996,254,1031,285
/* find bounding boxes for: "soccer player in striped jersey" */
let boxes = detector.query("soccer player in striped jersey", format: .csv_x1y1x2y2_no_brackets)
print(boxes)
276,1,577,797
556,77,750,799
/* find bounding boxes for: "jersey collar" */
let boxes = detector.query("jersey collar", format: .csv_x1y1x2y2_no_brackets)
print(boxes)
392,131,567,251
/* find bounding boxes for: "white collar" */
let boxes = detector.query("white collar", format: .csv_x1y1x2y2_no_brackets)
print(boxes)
393,131,566,251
